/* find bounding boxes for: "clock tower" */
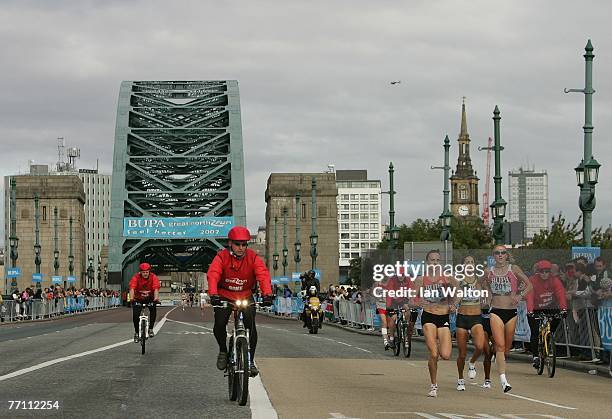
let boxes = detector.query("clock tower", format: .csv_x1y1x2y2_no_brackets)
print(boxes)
450,98,480,218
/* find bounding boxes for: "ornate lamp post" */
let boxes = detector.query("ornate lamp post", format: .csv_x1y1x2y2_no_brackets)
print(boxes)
54,207,60,276
310,177,318,270
294,192,302,273
490,106,506,244
432,136,453,241
282,207,288,276
87,256,94,289
34,193,42,288
565,40,600,246
272,216,279,273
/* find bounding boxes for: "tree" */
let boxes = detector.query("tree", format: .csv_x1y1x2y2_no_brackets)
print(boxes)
348,256,362,286
529,212,612,249
378,217,492,249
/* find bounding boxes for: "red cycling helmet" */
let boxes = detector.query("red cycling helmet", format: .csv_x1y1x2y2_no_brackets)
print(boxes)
536,260,552,271
139,262,151,271
228,226,251,241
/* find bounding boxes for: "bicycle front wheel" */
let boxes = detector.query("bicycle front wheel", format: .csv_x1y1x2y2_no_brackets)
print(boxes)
393,322,401,357
228,336,238,401
546,332,556,378
236,337,249,406
140,319,147,355
537,333,545,375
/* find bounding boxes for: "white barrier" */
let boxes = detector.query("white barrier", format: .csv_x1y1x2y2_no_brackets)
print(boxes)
0,296,121,323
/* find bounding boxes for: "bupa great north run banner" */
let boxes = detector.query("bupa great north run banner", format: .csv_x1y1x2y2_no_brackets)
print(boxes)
123,217,234,239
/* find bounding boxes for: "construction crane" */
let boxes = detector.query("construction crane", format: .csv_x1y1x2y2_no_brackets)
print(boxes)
482,137,493,224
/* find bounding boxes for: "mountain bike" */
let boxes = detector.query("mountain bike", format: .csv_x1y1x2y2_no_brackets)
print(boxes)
535,310,565,378
218,299,255,406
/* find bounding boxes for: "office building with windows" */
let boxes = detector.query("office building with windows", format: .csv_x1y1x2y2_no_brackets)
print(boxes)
508,167,548,240
336,170,382,281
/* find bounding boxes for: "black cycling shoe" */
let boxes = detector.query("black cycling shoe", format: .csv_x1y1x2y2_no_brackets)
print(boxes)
133,333,139,343
249,363,259,377
148,329,154,338
217,352,228,370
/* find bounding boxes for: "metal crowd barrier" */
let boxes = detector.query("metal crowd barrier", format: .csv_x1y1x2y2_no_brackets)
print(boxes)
0,296,122,323
335,299,376,330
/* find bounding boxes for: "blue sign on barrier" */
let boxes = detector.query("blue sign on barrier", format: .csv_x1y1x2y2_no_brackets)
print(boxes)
571,246,600,264
292,272,301,281
51,276,63,284
7,267,21,278
123,217,234,239
67,276,77,282
32,273,44,283
598,300,612,351
272,276,290,285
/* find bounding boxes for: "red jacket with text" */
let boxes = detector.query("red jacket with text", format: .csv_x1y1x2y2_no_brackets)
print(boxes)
207,248,273,301
129,272,161,302
526,274,567,312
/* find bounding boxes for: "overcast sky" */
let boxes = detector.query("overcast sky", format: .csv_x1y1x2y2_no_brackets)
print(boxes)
1,0,612,241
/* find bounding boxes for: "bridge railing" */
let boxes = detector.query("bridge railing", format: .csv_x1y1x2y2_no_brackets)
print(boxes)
0,296,122,323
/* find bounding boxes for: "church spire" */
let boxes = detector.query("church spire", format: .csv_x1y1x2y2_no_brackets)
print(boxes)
460,96,469,139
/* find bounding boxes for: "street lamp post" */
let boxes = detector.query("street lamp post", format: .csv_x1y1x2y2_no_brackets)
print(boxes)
272,216,279,274
282,207,288,276
310,177,318,270
8,177,19,290
87,256,94,289
483,106,507,244
432,136,453,241
68,216,74,290
34,193,42,288
103,265,108,289
565,40,600,246
383,162,400,250
54,207,60,276
97,256,102,290
294,192,302,273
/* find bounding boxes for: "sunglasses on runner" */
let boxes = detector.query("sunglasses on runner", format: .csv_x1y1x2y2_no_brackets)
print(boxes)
538,269,551,273
233,241,249,247
494,250,507,255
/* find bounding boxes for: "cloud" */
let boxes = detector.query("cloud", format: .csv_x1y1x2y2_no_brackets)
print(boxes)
1,0,611,242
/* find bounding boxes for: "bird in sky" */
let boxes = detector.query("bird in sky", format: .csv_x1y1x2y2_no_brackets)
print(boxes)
390,81,401,85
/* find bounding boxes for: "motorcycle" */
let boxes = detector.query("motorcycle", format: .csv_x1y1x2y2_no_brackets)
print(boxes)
304,295,323,334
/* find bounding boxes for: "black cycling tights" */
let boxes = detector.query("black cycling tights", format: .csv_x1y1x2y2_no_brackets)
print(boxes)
132,304,157,333
214,305,258,361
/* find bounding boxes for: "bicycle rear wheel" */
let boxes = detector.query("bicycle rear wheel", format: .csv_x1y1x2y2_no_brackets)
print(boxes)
546,332,556,378
228,336,238,401
140,319,147,355
236,337,249,406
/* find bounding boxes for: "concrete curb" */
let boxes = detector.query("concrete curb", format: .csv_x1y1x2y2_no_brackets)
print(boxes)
258,311,611,378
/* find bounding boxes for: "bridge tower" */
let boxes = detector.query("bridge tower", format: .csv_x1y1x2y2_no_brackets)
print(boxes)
108,81,246,289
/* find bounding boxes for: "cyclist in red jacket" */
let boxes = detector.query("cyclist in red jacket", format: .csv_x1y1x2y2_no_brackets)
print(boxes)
129,262,161,342
526,259,567,369
207,226,273,377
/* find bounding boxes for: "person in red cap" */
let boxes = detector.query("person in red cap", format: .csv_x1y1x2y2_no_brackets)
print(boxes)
526,259,567,370
129,262,161,342
207,225,273,377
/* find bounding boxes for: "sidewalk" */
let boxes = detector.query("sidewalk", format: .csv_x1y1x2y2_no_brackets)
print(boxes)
258,310,612,378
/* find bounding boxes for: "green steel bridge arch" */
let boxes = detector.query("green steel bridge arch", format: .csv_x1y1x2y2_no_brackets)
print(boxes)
108,81,246,288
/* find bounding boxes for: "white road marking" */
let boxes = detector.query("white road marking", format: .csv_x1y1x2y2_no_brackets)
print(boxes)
329,413,360,419
165,318,213,331
0,307,176,382
505,393,577,410
250,375,278,419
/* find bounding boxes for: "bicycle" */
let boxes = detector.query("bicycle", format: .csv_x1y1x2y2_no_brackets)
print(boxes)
390,307,415,358
534,310,565,378
217,298,255,406
135,301,158,355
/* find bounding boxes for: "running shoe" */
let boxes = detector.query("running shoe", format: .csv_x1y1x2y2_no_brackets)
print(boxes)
384,339,389,351
427,384,438,397
532,356,540,369
482,379,492,389
456,379,465,391
468,363,477,379
502,381,512,393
